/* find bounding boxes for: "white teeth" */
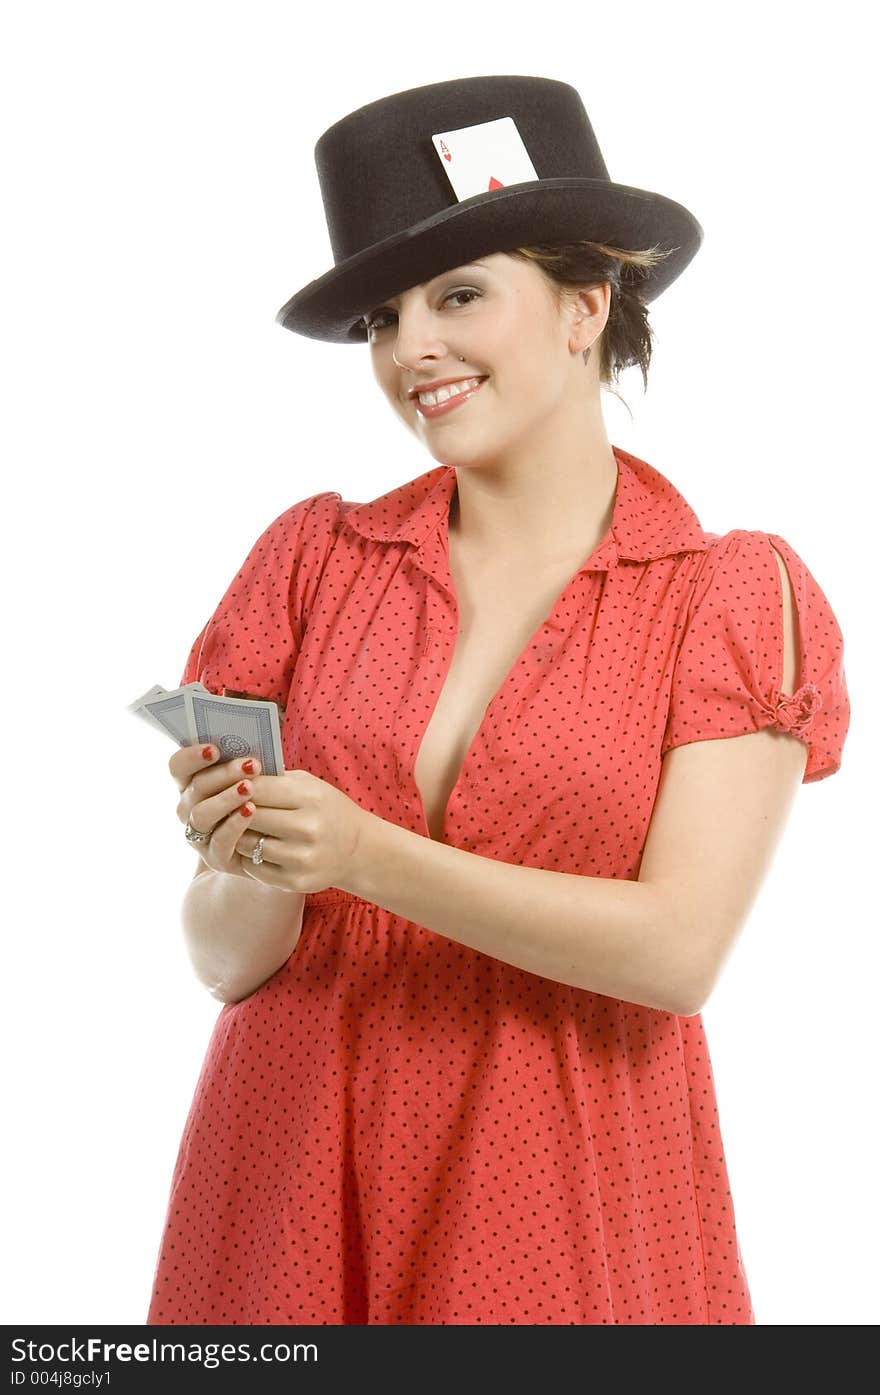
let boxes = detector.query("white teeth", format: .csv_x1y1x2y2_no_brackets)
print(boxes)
417,377,483,406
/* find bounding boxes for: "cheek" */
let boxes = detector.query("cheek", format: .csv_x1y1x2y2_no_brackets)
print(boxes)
501,347,546,405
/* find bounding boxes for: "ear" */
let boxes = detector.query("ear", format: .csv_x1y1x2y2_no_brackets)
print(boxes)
565,283,611,355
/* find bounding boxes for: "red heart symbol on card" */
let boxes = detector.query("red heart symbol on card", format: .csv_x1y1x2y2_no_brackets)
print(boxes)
488,176,504,190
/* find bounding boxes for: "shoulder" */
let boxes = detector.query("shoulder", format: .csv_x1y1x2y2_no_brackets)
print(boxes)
269,489,350,533
252,490,356,561
689,527,796,602
700,526,781,562
218,492,358,604
696,526,836,617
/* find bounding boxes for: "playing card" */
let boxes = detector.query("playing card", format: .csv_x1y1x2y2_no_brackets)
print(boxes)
137,686,191,744
129,682,212,738
127,682,285,774
128,684,168,734
186,688,285,775
432,116,539,202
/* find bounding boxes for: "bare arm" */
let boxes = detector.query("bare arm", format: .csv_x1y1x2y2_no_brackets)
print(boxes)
169,717,306,1004
183,864,306,1005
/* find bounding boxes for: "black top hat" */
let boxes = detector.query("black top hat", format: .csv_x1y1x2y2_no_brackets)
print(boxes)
275,74,703,344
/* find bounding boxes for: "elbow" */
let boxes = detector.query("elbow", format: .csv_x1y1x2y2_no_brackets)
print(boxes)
658,966,707,1017
208,967,280,1005
672,991,707,1018
187,954,241,1004
667,957,713,1019
208,976,256,1005
652,885,727,1018
208,981,239,1005
669,954,719,1018
200,972,243,1005
195,957,258,1004
638,884,708,1017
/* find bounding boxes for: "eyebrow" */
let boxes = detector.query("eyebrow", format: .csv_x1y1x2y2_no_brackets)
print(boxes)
366,262,491,317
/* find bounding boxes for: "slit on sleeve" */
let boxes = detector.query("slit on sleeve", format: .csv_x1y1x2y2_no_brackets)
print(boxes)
660,529,850,783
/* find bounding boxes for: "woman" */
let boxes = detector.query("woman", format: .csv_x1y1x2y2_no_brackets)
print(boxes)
147,76,850,1325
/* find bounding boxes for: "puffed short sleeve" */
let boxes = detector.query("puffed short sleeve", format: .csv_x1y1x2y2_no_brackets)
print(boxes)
178,490,343,705
661,529,850,783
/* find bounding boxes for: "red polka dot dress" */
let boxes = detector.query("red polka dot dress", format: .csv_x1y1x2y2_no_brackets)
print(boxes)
146,445,850,1325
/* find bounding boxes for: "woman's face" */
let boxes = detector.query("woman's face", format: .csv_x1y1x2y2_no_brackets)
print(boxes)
366,251,605,469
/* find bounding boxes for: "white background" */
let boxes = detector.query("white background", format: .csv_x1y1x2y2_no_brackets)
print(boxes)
2,0,876,1326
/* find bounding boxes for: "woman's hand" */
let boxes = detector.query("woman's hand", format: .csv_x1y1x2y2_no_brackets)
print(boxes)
231,768,375,895
170,742,271,882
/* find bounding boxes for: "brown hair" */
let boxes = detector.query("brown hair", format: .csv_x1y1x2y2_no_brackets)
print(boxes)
506,239,675,412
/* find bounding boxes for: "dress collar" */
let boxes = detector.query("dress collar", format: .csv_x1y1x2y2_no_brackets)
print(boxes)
341,445,712,569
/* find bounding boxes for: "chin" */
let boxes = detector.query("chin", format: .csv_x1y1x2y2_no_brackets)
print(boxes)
425,443,488,472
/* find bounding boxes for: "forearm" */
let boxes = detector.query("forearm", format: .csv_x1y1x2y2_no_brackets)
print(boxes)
182,869,305,1004
343,816,691,1015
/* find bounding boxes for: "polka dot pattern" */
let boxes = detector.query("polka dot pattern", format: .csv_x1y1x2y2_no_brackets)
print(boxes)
147,446,850,1325
661,529,849,778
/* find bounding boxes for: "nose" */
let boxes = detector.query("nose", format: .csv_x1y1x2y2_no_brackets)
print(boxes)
390,303,448,373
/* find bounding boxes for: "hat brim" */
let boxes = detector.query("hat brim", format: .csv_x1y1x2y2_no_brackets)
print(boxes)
274,178,703,343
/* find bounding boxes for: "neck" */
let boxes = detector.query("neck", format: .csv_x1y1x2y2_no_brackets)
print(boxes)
448,443,619,569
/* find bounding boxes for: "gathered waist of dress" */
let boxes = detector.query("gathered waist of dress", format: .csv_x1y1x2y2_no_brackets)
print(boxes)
303,887,371,909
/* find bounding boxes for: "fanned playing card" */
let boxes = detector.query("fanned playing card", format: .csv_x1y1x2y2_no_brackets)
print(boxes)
188,688,284,776
127,681,285,774
431,116,539,202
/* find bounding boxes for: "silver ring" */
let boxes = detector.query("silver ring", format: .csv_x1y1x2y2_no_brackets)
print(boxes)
251,835,266,866
184,819,211,846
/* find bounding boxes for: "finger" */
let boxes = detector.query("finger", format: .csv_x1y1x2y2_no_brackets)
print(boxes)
205,799,261,874
235,769,312,811
186,778,257,837
169,740,220,792
226,805,296,842
179,757,264,817
174,758,264,828
231,807,309,872
234,827,285,867
238,853,294,891
169,742,263,794
230,796,310,867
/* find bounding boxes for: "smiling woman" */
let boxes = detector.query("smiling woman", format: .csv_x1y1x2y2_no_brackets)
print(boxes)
362,242,675,503
364,248,620,492
146,75,851,1328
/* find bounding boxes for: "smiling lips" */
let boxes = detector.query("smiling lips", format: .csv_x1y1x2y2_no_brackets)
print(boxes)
414,377,487,418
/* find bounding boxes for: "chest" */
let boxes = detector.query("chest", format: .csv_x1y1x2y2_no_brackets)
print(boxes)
286,531,684,870
413,544,595,842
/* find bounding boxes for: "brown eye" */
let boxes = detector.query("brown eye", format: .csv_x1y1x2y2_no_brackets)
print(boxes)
366,288,481,339
445,289,481,308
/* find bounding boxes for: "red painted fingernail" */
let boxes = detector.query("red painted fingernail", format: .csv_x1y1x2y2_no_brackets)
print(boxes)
241,759,255,775
236,781,250,796
239,803,254,817
201,746,215,760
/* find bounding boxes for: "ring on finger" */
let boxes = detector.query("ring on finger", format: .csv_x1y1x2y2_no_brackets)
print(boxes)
185,819,211,846
250,835,266,865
